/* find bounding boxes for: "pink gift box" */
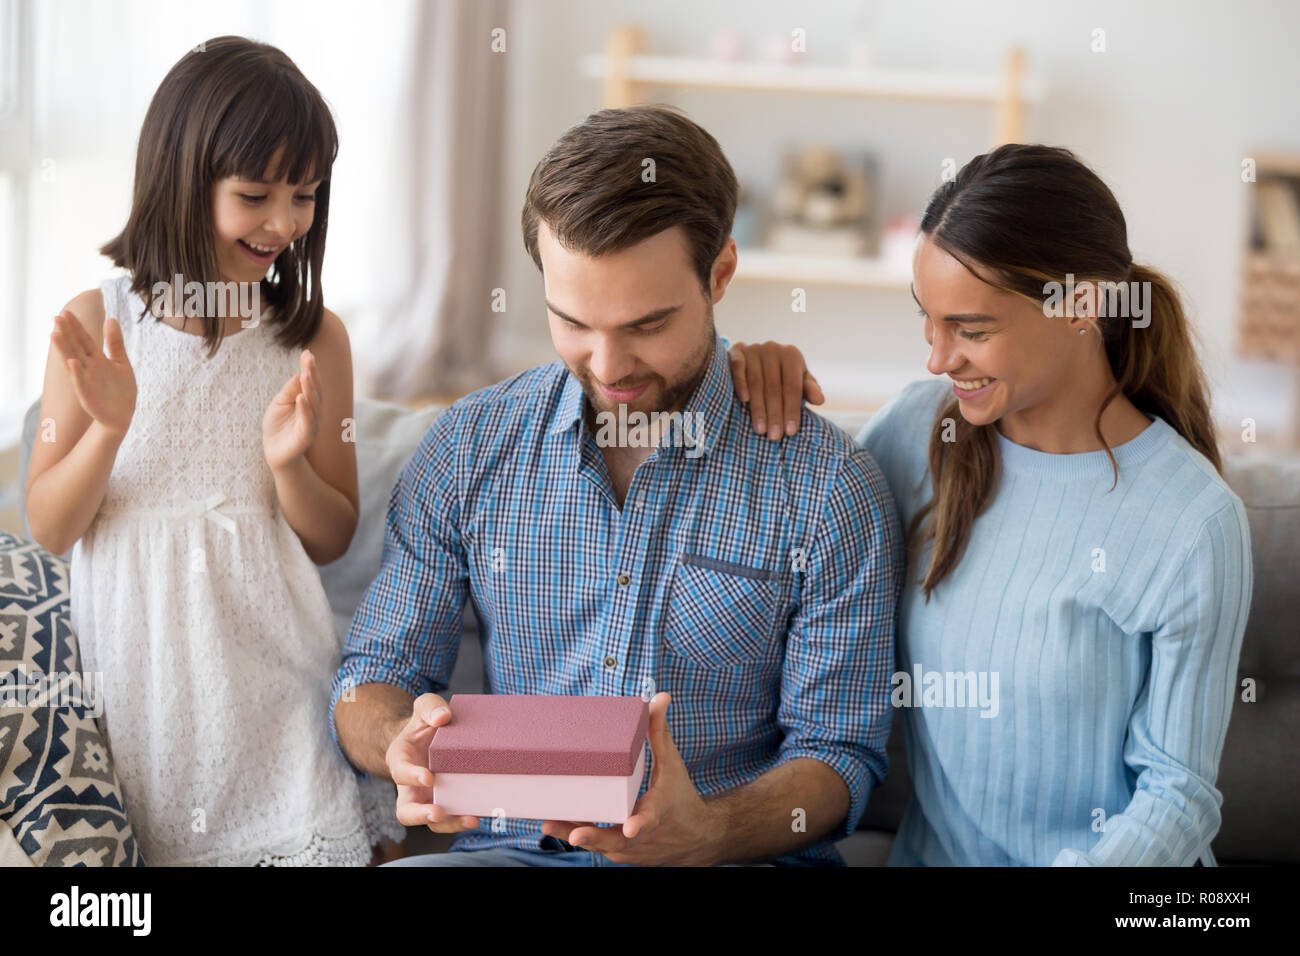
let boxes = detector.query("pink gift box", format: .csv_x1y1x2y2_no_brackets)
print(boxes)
427,695,650,824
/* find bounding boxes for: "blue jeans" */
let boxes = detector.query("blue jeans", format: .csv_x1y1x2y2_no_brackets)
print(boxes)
384,847,639,867
383,836,773,867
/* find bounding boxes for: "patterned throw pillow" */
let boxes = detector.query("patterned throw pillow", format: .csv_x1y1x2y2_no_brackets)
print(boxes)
0,531,142,866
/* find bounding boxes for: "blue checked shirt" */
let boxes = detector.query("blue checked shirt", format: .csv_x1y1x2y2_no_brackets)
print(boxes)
330,333,903,865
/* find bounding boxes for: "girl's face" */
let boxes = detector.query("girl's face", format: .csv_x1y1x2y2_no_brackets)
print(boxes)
912,233,1089,428
211,154,320,283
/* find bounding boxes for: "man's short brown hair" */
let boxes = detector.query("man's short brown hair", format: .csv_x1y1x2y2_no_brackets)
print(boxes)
521,105,739,296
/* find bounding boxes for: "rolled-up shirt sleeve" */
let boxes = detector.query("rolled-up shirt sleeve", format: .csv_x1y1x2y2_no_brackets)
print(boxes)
1053,500,1253,866
773,448,904,842
328,407,471,763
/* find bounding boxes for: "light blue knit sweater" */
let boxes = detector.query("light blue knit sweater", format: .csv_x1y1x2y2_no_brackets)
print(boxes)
857,379,1252,866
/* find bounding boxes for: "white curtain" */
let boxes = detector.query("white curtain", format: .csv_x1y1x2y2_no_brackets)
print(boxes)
1,0,509,413
351,0,509,399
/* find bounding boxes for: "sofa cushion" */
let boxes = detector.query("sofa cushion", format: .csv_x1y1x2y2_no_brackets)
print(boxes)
16,395,1298,864
1212,456,1300,863
0,531,142,866
17,399,42,547
259,400,1300,863
317,399,445,643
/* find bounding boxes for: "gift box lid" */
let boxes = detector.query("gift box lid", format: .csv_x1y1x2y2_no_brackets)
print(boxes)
427,694,650,776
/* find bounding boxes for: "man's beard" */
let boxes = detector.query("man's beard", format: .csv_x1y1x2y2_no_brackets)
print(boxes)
576,310,716,424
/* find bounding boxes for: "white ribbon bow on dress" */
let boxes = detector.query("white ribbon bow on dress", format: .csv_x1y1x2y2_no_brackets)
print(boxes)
183,493,238,535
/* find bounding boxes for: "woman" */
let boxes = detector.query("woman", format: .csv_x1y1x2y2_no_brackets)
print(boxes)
728,143,1252,865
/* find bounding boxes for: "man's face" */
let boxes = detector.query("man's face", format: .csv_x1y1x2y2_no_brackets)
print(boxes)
539,221,731,420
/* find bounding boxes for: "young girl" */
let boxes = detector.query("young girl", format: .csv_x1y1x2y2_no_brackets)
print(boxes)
24,36,403,865
728,144,1252,866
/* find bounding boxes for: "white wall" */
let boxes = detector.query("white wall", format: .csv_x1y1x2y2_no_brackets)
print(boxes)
492,0,1300,433
7,0,1298,433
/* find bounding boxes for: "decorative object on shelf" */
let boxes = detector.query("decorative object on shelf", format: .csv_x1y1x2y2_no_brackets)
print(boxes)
1237,153,1300,443
1239,256,1300,361
710,29,745,63
881,214,921,274
732,186,761,249
760,32,799,66
766,145,878,258
1239,155,1300,361
846,0,882,70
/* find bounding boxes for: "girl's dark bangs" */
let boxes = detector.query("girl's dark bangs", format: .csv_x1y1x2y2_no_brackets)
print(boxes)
212,74,337,185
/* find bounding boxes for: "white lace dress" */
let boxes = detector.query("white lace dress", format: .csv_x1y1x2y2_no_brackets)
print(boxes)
69,275,404,865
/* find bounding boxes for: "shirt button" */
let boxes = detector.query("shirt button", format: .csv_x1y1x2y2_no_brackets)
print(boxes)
604,655,617,668
616,573,630,586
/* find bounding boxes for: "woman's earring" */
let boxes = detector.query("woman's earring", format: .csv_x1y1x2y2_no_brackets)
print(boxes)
1078,328,1087,335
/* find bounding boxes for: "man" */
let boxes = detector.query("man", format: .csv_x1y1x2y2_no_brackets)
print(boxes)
330,104,902,866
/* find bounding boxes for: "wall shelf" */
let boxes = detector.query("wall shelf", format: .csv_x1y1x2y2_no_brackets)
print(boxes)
577,54,1044,110
581,25,1039,290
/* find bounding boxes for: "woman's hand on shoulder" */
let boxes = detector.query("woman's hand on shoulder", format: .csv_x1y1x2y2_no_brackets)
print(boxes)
49,289,137,439
727,340,823,441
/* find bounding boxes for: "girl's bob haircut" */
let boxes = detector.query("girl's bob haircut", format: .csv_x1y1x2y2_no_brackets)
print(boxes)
101,35,338,356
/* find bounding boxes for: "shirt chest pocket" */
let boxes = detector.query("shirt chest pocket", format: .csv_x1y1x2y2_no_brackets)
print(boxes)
663,554,780,668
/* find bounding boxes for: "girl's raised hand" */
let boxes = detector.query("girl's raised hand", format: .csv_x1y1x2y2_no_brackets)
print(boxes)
51,310,137,438
727,340,824,441
263,349,322,472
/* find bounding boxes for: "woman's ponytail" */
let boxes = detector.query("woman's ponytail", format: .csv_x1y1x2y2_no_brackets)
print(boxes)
1106,263,1221,472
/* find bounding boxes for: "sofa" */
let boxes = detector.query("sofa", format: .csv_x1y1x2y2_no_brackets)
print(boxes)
11,393,1299,865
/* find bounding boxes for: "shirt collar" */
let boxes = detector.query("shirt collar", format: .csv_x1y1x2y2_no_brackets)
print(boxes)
549,367,586,437
547,333,732,458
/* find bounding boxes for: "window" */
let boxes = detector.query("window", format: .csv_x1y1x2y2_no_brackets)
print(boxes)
0,0,31,417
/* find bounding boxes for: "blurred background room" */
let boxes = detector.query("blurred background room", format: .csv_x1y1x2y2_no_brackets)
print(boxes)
3,0,1300,535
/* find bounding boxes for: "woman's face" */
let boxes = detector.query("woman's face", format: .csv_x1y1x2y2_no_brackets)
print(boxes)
912,233,1087,428
211,148,319,284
